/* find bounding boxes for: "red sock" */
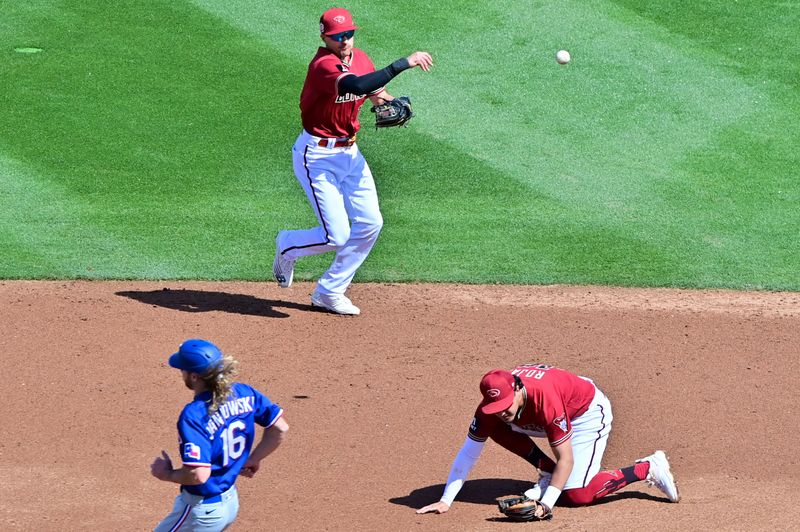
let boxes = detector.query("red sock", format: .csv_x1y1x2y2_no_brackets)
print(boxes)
559,462,650,506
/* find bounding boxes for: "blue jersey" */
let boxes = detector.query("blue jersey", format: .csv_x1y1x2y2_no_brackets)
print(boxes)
176,382,283,497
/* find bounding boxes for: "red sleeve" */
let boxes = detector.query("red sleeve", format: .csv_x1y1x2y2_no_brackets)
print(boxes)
468,410,538,458
468,409,492,442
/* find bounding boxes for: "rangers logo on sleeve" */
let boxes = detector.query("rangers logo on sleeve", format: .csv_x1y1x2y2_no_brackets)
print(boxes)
184,442,201,460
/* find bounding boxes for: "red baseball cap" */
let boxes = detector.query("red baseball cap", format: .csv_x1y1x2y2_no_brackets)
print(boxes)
319,8,359,35
479,369,516,414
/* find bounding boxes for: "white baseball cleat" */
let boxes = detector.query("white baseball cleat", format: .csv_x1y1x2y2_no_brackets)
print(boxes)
523,470,551,500
637,450,680,503
273,232,295,289
311,290,360,315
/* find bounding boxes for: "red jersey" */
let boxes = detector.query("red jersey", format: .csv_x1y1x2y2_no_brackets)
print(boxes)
469,364,596,447
299,47,381,138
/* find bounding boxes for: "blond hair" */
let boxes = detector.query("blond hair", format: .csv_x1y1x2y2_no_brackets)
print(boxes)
201,355,239,415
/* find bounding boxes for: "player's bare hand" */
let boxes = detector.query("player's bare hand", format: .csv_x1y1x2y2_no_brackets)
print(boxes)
416,501,450,514
150,450,173,480
240,459,261,478
407,51,433,72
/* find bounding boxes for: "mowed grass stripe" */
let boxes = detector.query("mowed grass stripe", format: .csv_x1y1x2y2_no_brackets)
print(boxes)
365,133,684,286
601,1,800,289
2,2,308,279
0,155,62,276
0,153,152,278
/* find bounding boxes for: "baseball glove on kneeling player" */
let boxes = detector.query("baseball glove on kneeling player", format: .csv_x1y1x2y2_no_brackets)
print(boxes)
497,495,553,522
371,96,413,128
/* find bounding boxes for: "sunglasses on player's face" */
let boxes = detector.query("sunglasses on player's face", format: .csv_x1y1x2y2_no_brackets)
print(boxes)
329,30,355,42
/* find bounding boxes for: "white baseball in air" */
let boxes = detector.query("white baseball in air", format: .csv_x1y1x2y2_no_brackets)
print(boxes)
556,50,571,64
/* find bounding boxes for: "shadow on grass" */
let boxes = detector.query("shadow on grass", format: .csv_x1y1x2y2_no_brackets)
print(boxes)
116,288,314,318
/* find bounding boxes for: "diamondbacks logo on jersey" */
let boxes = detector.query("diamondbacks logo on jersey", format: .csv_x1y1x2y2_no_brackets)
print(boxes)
184,442,201,460
553,413,568,432
470,417,479,432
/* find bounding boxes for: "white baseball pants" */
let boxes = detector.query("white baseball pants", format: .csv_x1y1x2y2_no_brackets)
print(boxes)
154,485,239,532
563,381,614,489
280,130,383,296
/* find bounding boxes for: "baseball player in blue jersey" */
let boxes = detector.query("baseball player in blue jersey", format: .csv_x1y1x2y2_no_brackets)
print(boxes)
151,339,289,531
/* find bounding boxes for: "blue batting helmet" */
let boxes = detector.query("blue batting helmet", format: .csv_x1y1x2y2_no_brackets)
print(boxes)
168,339,223,373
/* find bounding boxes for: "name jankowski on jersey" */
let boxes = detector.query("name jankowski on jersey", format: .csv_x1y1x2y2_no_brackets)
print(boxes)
205,396,255,436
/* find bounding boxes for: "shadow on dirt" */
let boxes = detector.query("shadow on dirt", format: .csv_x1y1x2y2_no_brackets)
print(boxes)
391,479,667,510
116,288,314,318
390,478,533,508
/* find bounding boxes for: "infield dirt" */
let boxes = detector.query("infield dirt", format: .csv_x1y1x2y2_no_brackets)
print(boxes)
2,281,798,531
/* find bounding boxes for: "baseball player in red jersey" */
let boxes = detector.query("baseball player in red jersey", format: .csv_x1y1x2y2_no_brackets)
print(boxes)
417,363,680,519
273,8,433,315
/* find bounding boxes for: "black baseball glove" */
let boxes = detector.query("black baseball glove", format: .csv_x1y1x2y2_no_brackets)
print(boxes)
371,96,413,128
497,495,553,522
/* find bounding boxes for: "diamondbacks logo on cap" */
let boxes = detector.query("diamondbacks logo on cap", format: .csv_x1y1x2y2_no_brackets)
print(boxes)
487,388,501,398
320,23,325,32
333,15,345,24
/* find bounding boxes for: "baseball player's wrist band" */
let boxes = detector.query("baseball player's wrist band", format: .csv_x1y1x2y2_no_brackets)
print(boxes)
539,486,561,510
388,57,411,74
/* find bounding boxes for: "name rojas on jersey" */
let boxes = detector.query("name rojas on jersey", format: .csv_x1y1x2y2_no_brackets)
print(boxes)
205,396,255,437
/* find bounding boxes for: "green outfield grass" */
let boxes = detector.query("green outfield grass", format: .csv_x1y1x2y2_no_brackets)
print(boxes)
2,0,798,289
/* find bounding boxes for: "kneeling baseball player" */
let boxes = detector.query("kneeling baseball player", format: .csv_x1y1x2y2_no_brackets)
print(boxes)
417,363,679,521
